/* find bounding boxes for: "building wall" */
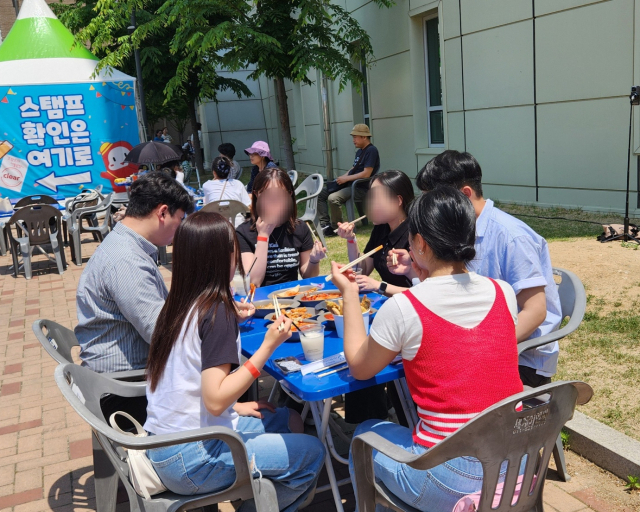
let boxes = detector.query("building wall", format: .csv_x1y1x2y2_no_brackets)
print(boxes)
223,0,639,214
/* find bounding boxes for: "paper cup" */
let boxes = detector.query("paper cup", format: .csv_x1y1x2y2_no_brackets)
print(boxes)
334,310,370,338
299,324,325,362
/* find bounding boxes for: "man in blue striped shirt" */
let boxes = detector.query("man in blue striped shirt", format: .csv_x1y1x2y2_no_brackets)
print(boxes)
75,172,194,421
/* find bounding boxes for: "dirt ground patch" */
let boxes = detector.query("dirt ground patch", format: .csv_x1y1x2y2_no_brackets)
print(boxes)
548,238,640,442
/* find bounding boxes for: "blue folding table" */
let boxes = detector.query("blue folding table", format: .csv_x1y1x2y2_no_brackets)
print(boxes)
238,276,418,512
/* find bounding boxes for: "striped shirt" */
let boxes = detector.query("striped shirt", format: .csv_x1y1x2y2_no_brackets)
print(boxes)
75,222,168,373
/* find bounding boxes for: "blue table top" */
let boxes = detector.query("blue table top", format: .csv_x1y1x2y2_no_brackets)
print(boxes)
238,276,403,401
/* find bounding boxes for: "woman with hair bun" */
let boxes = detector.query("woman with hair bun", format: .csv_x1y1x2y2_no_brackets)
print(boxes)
202,156,251,227
330,186,524,511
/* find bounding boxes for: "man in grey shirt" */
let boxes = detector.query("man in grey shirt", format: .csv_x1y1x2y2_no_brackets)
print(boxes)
75,172,194,422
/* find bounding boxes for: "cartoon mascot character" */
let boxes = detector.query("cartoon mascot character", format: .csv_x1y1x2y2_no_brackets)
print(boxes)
99,141,139,191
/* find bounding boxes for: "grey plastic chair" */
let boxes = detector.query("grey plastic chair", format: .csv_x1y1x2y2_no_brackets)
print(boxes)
345,178,370,226
295,173,326,247
63,188,104,245
201,199,250,225
518,267,586,482
287,170,298,187
0,219,8,256
55,363,279,512
352,381,593,512
68,193,113,266
7,204,66,279
33,319,145,512
32,319,145,381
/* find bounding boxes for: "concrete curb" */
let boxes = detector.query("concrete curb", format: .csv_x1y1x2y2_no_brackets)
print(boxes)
565,411,640,481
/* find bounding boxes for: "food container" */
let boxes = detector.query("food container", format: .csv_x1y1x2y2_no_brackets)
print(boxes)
265,319,320,342
267,285,319,299
250,299,300,319
265,307,317,322
297,291,343,308
333,310,370,338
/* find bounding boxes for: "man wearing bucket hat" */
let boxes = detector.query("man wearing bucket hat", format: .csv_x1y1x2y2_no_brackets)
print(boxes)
245,140,278,193
318,124,380,236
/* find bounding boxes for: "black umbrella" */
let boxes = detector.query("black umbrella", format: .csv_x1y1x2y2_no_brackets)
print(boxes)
124,141,183,165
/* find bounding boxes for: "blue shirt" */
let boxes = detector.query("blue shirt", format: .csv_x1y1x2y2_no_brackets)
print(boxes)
468,199,561,376
75,222,168,373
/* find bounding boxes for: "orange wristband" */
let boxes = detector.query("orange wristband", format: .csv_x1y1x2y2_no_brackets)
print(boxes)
257,236,268,243
244,360,261,379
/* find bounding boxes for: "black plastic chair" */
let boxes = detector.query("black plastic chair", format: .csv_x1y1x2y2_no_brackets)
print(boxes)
55,363,279,512
7,204,66,279
14,194,59,209
352,381,593,512
345,178,369,226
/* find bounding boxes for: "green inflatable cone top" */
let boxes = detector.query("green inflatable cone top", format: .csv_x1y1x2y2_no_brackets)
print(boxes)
0,0,98,63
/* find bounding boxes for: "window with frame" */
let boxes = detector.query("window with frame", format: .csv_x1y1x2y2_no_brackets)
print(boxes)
424,16,444,146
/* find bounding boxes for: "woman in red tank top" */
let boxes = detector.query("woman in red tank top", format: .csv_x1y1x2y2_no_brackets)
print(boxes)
330,186,523,511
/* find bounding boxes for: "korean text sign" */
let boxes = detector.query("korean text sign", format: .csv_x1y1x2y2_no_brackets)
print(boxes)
0,81,140,198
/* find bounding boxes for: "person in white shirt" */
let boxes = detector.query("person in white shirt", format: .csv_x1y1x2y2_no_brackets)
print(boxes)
144,212,325,511
202,156,251,227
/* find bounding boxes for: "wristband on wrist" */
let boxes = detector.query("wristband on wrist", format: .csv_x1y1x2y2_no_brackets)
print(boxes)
347,237,357,244
257,236,268,243
243,360,261,379
309,259,321,264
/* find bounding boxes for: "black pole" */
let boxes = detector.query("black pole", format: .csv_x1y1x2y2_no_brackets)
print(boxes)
625,97,633,238
129,13,149,141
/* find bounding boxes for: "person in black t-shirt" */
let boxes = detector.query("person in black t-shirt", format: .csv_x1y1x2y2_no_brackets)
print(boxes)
318,124,380,236
236,168,327,287
335,170,415,426
336,170,415,296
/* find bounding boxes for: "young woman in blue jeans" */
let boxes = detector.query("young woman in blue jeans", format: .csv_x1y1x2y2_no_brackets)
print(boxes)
330,187,524,511
144,211,325,512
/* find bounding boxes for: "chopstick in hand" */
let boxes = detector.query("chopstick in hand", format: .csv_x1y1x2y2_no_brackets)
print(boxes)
348,215,367,226
273,296,285,332
325,245,384,282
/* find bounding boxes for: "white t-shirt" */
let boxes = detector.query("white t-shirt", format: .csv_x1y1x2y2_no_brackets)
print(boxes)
144,307,242,435
371,272,518,361
202,179,251,227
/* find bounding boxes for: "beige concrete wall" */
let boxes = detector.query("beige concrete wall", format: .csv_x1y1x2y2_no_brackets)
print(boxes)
245,0,640,214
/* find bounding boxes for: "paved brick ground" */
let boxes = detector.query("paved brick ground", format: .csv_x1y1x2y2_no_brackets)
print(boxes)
0,237,635,512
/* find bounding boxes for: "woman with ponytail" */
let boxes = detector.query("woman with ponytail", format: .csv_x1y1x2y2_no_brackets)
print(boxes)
203,156,251,226
330,186,524,511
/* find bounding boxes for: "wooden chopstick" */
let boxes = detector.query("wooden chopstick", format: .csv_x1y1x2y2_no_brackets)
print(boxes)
273,296,285,332
348,215,367,226
325,245,384,281
306,221,328,254
318,365,349,378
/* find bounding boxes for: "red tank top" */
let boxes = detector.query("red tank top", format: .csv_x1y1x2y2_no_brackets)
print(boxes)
402,278,523,448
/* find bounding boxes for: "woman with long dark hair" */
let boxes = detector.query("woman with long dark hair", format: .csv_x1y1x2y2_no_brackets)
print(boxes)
337,170,415,297
144,212,325,511
331,186,523,511
236,168,326,287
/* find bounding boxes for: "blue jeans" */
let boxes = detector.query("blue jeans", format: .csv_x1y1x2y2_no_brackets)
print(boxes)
349,420,488,512
147,408,325,512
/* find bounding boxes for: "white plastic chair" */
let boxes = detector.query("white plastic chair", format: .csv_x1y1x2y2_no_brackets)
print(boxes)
295,174,325,246
288,170,299,187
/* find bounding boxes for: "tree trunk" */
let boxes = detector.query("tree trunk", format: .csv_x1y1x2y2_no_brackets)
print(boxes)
188,100,204,177
275,77,296,171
